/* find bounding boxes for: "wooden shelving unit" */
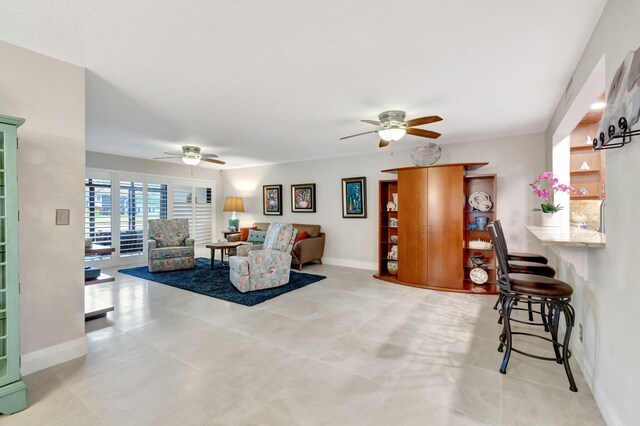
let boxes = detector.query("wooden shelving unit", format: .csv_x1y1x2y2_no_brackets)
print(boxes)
374,163,497,295
463,174,498,294
376,180,398,279
569,117,605,200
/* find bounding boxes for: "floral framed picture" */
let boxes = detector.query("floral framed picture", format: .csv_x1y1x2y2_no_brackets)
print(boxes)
263,184,283,215
291,183,316,213
341,177,367,218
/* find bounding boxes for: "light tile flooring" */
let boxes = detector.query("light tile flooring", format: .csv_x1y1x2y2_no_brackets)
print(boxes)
2,257,605,425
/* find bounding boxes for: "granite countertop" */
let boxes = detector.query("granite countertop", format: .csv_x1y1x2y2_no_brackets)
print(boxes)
526,225,606,248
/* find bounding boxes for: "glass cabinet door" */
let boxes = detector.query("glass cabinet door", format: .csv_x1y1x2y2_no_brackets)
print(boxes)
0,128,7,381
0,116,26,414
0,123,19,387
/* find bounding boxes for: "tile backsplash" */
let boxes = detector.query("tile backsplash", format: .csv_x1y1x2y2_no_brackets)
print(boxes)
570,199,604,231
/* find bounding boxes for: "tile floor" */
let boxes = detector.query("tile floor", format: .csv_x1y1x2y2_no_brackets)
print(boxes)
1,256,605,425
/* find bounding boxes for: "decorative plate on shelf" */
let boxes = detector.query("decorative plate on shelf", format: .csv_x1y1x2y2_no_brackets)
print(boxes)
470,268,489,285
468,239,493,249
468,191,492,211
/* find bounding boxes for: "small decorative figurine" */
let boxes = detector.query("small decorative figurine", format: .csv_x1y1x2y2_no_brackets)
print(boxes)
387,245,398,260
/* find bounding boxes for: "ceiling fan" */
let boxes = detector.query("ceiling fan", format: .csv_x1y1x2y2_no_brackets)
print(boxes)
154,145,226,166
340,110,443,147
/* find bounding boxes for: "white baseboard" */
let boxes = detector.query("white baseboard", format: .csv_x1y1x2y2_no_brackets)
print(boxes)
21,337,87,376
322,257,377,271
592,377,623,426
569,334,621,426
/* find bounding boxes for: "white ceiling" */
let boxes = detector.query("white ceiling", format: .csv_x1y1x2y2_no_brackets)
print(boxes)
0,0,606,168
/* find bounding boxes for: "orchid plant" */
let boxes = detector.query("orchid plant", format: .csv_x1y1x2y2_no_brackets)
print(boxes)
530,172,575,214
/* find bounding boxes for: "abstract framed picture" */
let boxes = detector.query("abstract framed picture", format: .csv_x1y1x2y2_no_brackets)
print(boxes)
341,177,367,218
263,184,283,215
291,183,316,213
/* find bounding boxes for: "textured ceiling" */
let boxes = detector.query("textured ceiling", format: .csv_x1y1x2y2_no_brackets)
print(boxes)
0,0,606,168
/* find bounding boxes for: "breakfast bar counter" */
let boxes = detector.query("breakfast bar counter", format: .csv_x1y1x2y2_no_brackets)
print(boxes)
526,225,605,281
526,225,606,248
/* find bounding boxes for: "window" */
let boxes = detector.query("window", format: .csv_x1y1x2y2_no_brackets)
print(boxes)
147,183,168,221
172,184,213,244
85,170,215,266
119,180,144,257
194,186,213,244
85,178,112,261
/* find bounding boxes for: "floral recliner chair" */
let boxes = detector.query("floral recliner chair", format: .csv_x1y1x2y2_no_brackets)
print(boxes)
148,219,195,272
228,223,298,292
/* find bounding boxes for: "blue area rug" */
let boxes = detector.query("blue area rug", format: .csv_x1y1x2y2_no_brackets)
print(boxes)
118,257,326,306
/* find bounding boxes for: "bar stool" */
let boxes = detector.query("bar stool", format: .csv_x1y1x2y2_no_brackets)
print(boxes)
490,221,556,325
490,225,578,392
493,220,549,264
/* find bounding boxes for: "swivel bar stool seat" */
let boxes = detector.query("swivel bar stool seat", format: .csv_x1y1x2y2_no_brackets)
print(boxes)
490,225,578,392
508,260,556,277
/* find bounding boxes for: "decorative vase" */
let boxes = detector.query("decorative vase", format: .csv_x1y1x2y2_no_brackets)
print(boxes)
475,216,488,231
392,193,398,208
387,261,398,275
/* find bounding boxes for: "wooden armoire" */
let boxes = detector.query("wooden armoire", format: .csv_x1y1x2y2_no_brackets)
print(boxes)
375,162,497,294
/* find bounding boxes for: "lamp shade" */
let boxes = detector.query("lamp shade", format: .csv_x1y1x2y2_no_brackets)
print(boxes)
223,196,245,212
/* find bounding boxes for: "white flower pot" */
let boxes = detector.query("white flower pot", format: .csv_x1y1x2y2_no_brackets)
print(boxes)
540,212,562,227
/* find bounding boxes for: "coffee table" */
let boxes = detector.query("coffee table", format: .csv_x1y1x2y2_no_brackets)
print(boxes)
206,242,242,269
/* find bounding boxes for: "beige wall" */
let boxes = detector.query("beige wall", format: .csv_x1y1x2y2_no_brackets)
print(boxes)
221,133,546,269
545,1,640,424
0,42,87,368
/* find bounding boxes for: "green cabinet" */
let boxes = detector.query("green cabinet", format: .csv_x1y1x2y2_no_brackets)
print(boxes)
0,114,26,414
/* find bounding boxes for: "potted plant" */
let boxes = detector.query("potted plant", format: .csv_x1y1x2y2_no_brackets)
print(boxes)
530,172,575,225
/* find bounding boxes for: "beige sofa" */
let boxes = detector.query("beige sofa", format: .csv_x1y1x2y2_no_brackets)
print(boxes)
229,222,325,270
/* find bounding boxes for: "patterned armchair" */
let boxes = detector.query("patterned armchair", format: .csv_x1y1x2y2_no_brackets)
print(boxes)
228,223,298,292
148,219,195,273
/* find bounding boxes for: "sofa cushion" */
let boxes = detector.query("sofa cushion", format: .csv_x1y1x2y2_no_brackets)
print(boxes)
247,230,268,243
293,223,321,238
294,231,309,244
149,246,194,260
253,222,271,232
240,226,258,241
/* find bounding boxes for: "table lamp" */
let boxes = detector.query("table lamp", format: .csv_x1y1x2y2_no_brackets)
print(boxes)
223,196,244,231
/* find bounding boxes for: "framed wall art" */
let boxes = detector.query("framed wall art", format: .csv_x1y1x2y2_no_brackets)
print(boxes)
341,177,367,218
263,184,283,215
291,183,316,213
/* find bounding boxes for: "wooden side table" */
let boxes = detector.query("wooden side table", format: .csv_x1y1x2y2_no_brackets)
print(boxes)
206,242,242,269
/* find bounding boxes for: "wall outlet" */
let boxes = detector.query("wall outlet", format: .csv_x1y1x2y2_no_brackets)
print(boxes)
579,323,584,342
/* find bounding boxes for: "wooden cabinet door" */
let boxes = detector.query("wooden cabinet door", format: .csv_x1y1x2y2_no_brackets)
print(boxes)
427,166,464,288
398,169,429,285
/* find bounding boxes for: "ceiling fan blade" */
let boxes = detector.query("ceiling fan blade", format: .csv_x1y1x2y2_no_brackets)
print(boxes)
154,156,181,159
340,130,379,140
200,157,226,165
379,139,390,148
361,120,382,126
405,115,443,128
406,128,442,139
200,153,219,158
163,151,183,156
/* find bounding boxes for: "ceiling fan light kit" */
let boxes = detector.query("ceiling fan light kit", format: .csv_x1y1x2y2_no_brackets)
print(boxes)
340,110,443,148
154,145,226,166
181,145,202,165
379,128,407,142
